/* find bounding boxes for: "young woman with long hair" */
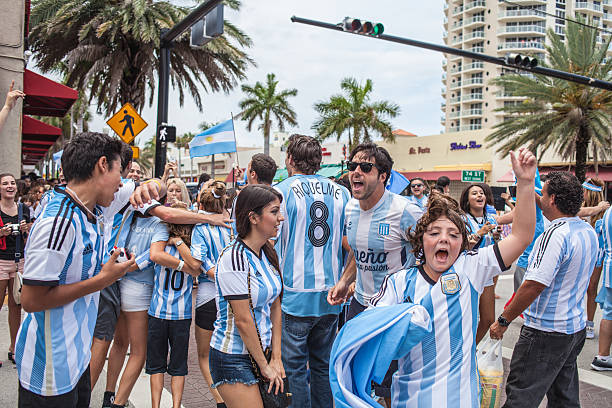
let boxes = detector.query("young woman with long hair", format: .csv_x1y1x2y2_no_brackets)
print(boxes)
0,173,31,366
166,178,191,206
208,185,285,408
369,148,536,407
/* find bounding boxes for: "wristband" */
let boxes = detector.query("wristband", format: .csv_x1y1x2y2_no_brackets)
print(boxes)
177,260,184,272
175,239,184,247
144,179,162,190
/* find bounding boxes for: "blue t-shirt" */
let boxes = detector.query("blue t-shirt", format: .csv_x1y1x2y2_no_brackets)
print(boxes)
124,216,169,285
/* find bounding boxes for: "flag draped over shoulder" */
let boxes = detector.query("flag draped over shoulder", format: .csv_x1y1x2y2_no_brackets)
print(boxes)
329,303,432,408
189,119,237,158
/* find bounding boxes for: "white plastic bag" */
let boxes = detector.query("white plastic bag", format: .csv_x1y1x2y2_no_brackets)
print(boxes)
477,337,504,408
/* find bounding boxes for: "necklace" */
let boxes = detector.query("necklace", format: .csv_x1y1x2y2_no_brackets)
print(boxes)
65,187,104,236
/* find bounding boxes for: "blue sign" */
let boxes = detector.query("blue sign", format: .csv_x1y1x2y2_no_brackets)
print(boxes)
450,140,482,151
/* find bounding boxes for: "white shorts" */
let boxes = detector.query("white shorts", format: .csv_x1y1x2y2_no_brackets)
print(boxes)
196,280,216,308
119,278,153,312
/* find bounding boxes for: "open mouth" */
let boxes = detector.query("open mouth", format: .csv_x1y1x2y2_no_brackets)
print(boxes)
435,248,449,264
351,180,364,191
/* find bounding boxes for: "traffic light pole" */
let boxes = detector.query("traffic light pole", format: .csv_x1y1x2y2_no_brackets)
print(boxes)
290,16,612,91
154,0,224,178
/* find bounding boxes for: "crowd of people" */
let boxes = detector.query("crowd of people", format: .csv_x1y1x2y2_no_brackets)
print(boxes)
1,83,612,408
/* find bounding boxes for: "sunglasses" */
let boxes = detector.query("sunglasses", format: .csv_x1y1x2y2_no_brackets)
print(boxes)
411,184,424,188
346,161,378,173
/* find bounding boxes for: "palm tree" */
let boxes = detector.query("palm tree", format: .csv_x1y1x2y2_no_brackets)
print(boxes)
174,132,195,177
312,77,400,150
238,73,298,155
137,136,156,176
29,0,255,116
486,18,612,182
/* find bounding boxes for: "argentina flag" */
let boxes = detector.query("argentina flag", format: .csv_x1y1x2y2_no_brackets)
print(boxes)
189,119,237,158
330,303,432,408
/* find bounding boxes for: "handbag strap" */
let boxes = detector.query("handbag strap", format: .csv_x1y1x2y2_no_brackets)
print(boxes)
15,203,23,263
246,261,266,353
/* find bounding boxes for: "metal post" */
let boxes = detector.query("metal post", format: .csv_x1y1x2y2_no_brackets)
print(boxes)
211,154,215,178
155,42,170,178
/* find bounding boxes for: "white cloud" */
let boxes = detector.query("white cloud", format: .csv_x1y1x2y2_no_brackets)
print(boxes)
88,0,445,147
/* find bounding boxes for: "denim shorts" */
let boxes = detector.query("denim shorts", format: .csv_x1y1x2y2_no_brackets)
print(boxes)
209,347,258,389
596,286,612,320
119,278,153,312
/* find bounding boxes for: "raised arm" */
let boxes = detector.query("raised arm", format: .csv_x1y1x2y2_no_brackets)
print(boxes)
0,81,25,133
578,200,610,218
150,205,231,228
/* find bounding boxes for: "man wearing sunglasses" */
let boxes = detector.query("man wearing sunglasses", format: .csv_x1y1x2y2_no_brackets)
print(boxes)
327,142,422,402
407,177,429,211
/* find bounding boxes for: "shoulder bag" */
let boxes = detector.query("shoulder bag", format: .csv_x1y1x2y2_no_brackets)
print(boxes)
12,203,24,305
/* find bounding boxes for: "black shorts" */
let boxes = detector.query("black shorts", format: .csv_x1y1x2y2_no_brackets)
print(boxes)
93,281,121,341
18,367,91,408
195,299,217,331
145,315,191,376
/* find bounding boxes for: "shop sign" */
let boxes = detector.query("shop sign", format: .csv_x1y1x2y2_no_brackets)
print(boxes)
409,146,431,154
461,170,485,183
450,140,482,151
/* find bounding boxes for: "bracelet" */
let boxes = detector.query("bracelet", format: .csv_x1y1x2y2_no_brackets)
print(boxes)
144,179,162,190
177,260,184,272
175,239,183,247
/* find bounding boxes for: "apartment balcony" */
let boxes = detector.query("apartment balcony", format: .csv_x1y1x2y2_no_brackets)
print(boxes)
441,116,447,124
441,87,447,95
575,2,603,15
449,96,462,104
495,91,524,99
450,81,463,90
498,41,545,51
448,111,461,119
469,46,485,53
462,108,483,118
453,5,464,15
450,65,463,73
605,0,612,7
462,93,484,102
449,127,461,133
452,36,464,45
604,12,612,22
451,20,463,31
497,0,546,4
463,77,484,87
464,0,486,13
461,124,483,131
464,15,485,28
464,31,486,44
463,61,484,72
498,25,546,36
443,31,448,40
498,8,546,21
441,101,446,109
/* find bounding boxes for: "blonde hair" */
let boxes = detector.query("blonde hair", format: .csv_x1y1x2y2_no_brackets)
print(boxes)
167,177,191,205
199,181,227,214
583,177,605,226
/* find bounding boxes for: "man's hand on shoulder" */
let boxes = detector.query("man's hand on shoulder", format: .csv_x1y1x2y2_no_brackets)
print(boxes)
130,179,164,208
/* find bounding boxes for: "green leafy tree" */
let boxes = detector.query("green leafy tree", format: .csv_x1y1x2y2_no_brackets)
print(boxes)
137,136,156,175
238,73,298,155
174,132,195,177
487,18,612,182
29,0,255,116
312,77,400,150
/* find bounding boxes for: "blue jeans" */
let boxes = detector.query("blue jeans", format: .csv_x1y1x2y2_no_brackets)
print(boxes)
282,312,337,408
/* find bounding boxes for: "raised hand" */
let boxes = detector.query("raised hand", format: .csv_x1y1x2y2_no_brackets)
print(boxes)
4,80,25,111
510,147,536,182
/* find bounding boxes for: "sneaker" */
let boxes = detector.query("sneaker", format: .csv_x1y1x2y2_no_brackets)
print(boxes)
102,391,115,408
591,356,612,371
586,324,595,339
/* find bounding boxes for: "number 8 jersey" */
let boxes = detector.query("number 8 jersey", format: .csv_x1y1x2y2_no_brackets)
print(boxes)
149,244,194,320
275,174,350,317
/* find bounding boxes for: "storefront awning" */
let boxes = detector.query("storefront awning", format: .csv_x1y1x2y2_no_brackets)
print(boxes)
400,170,463,181
21,115,62,165
23,69,78,117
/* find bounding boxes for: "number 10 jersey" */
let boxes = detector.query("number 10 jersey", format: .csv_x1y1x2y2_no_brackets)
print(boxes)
275,174,350,317
149,245,193,320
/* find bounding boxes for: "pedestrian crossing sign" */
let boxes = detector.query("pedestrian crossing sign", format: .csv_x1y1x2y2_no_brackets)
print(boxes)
131,146,140,159
106,102,148,144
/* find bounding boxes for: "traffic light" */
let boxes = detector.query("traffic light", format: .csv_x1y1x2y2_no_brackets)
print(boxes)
505,54,538,69
340,17,384,36
190,4,224,47
342,144,347,158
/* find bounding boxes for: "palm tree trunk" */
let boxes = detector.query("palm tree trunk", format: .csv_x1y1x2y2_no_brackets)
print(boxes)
575,125,589,182
352,125,360,151
263,119,271,156
593,144,599,178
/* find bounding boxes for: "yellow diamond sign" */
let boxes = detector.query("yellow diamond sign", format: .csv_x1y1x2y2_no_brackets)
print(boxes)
106,102,148,144
131,146,140,159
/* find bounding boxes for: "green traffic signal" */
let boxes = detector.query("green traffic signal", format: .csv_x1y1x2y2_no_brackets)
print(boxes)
373,23,384,36
340,17,384,36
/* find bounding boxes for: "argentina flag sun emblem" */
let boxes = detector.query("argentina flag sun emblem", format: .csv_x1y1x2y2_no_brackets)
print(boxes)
378,223,390,236
440,273,461,295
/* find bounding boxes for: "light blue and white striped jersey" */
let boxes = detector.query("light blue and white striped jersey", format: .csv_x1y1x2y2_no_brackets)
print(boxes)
597,208,612,288
33,188,57,219
211,239,282,354
406,194,428,211
191,213,234,307
595,218,604,268
369,244,508,408
345,190,422,306
524,217,598,334
124,216,169,285
149,242,193,320
274,175,350,317
463,213,497,248
15,184,127,396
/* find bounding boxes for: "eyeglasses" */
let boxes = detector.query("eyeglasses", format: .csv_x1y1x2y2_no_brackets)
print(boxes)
346,161,377,173
411,184,424,188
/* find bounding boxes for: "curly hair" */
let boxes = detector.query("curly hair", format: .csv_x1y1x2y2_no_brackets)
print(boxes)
546,171,583,217
166,202,194,247
583,177,605,226
408,191,470,264
199,181,227,214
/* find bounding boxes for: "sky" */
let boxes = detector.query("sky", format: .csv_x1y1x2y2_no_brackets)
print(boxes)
86,0,446,148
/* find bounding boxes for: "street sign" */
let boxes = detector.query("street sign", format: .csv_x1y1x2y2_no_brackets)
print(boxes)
158,124,176,143
131,146,140,159
461,170,485,183
106,102,148,144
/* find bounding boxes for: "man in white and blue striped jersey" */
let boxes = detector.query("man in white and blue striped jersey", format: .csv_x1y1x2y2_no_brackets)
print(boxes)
490,171,598,408
274,134,351,408
15,132,163,408
593,206,612,371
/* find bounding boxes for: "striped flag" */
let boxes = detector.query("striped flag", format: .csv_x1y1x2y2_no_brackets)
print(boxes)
189,119,237,158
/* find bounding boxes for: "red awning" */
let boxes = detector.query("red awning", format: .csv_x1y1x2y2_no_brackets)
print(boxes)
497,169,515,183
539,166,612,182
23,69,78,117
225,168,245,182
400,170,464,181
22,115,62,165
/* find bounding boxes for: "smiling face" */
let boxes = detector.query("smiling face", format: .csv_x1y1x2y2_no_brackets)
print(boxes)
422,216,464,275
167,183,183,204
0,175,17,201
251,198,284,240
467,185,486,215
127,162,142,181
349,152,385,201
410,180,426,199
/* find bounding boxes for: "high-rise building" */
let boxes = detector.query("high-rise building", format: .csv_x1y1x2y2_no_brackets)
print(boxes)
441,0,610,133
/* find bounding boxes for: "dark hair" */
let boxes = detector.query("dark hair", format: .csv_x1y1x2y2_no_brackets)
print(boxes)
62,132,123,183
460,183,488,216
250,153,277,185
286,134,322,175
409,191,470,263
479,183,494,206
349,143,394,185
119,142,133,173
16,179,27,200
436,176,450,187
166,202,194,247
235,185,283,272
199,181,227,214
199,172,211,186
225,187,238,210
408,177,428,196
546,171,583,216
0,173,16,201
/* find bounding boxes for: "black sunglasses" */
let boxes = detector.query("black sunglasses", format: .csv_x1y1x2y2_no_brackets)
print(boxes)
346,161,377,173
411,184,424,188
